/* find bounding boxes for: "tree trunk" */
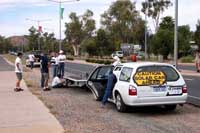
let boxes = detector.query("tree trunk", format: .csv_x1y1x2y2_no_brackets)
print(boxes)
72,44,80,56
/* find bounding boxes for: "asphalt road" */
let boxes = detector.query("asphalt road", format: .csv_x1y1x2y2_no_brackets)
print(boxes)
0,56,14,71
178,64,200,106
65,62,200,106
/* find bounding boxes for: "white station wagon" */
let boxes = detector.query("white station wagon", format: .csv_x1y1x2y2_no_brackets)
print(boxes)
86,62,188,112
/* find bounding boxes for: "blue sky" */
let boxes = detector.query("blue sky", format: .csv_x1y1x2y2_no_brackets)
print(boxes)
0,0,200,39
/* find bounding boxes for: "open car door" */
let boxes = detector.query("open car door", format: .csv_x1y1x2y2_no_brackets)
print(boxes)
86,65,113,101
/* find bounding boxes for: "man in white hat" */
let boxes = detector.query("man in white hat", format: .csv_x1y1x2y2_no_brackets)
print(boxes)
101,55,121,107
58,50,66,78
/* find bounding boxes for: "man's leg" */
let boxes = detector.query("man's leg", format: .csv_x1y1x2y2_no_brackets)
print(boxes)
41,73,44,88
102,73,115,105
61,63,65,78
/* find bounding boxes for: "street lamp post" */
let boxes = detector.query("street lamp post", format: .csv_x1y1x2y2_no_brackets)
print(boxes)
26,18,51,50
144,0,148,61
48,0,80,51
174,0,178,67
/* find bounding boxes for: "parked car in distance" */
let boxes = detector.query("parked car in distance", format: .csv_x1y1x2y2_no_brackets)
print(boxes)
111,51,124,58
87,62,188,112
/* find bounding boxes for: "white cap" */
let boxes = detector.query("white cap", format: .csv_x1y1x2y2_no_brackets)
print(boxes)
59,50,64,54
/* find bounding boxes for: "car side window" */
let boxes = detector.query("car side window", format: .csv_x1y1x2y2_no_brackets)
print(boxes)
97,67,113,79
119,67,133,82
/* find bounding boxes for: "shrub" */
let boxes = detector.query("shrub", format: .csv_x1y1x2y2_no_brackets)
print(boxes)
67,57,74,60
180,55,194,63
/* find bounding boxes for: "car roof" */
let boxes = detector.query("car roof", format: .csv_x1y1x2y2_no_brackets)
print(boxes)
120,62,174,69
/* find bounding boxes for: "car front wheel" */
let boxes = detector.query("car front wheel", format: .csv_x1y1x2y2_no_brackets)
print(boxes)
115,93,127,112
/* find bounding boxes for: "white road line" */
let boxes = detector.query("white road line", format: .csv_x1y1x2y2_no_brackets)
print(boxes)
188,95,200,100
184,78,194,81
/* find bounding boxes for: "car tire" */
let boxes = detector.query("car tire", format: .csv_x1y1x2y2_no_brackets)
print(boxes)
164,105,177,111
115,93,127,112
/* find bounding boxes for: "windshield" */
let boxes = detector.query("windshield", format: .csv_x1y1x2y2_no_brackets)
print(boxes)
136,65,179,81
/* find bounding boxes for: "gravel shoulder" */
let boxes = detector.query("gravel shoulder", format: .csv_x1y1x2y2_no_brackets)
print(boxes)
24,67,200,133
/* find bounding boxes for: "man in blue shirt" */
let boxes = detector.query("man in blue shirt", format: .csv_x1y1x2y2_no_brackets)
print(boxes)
40,52,50,91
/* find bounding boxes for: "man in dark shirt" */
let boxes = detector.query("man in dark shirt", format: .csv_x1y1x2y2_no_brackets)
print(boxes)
40,53,50,91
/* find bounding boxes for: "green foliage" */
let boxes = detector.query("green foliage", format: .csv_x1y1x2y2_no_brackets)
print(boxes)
178,25,191,56
65,9,96,56
66,57,74,60
141,0,172,31
81,38,97,56
0,35,12,54
86,58,112,65
195,20,200,49
101,0,144,45
180,55,194,63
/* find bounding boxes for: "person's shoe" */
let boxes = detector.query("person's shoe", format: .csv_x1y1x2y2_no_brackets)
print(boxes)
197,70,200,73
14,88,21,92
43,87,51,91
19,88,24,91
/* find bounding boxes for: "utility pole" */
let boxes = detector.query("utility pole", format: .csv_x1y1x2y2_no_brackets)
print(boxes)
174,0,178,67
26,18,51,50
48,0,80,50
144,0,148,61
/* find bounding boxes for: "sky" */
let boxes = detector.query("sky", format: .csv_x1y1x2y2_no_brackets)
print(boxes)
0,0,200,39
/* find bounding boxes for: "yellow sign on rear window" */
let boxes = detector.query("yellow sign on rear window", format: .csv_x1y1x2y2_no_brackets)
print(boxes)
133,71,166,86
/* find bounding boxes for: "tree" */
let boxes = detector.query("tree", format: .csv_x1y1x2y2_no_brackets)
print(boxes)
178,25,191,56
0,35,12,54
27,26,39,51
65,9,96,56
101,0,143,45
141,0,172,31
150,16,174,59
195,20,200,49
42,32,57,52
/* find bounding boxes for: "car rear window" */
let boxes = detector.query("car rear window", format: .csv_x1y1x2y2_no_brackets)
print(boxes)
136,65,179,81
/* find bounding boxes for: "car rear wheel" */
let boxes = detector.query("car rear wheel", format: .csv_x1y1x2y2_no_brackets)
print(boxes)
164,105,177,111
115,93,127,112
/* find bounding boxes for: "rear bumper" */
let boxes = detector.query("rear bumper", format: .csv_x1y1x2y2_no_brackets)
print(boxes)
124,94,188,106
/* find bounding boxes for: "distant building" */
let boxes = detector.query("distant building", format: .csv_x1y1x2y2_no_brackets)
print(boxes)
120,43,141,55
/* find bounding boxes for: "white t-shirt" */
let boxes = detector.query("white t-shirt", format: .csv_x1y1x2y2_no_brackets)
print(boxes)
29,54,35,62
52,77,61,86
15,57,23,73
58,54,66,63
112,60,121,67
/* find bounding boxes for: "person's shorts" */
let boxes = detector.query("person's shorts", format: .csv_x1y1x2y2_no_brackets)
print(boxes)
42,73,49,81
16,73,22,80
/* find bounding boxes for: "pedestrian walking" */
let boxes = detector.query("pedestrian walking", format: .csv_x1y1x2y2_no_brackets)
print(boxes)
14,52,24,92
195,50,200,72
58,50,66,78
28,53,35,69
101,56,121,107
51,52,59,77
40,52,50,91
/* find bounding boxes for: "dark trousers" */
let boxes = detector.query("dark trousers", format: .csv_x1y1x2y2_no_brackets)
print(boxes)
59,63,65,78
102,73,116,105
30,61,34,69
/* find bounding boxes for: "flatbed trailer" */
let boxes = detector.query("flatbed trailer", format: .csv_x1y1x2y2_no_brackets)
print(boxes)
63,67,91,88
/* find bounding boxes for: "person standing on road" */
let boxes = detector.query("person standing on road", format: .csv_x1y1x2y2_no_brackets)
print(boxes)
51,52,59,77
195,50,200,72
101,56,121,107
14,52,24,92
40,52,50,91
28,53,35,69
58,50,66,78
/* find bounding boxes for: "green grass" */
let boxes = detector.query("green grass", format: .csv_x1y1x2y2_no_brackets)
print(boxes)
180,55,194,63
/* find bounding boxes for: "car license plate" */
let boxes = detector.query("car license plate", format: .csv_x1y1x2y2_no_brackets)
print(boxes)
153,86,167,92
168,87,182,95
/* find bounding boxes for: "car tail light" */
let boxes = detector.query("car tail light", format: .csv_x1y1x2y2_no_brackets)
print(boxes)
129,85,137,96
182,85,187,93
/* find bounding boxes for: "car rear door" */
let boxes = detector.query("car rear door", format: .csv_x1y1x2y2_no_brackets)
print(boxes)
133,65,183,98
87,65,113,101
